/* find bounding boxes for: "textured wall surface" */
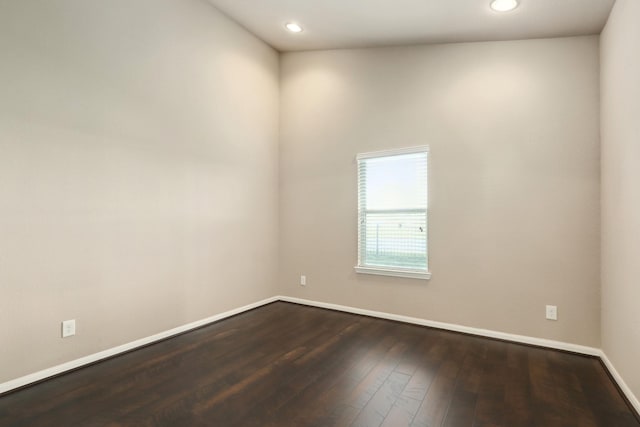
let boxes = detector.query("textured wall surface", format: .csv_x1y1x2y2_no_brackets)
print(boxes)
279,36,601,347
0,0,279,383
601,0,640,405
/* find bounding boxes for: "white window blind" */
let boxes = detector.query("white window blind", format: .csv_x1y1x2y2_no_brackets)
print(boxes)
356,146,430,279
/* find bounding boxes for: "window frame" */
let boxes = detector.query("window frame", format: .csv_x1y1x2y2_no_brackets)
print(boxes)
355,145,431,280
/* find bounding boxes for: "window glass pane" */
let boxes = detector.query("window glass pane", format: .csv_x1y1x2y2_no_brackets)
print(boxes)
363,211,427,269
357,148,429,274
363,153,427,210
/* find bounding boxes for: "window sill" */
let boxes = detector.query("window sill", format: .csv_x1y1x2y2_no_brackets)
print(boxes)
354,266,431,280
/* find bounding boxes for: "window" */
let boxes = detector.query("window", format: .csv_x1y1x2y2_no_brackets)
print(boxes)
355,146,430,279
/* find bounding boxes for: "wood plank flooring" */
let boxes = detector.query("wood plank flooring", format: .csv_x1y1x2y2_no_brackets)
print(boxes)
0,302,638,427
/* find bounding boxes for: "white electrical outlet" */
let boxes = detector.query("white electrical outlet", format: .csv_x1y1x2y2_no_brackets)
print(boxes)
300,275,306,286
545,305,558,321
62,319,76,338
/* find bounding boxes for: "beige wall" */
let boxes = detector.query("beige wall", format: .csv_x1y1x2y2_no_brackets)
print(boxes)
279,36,601,347
0,0,279,383
0,1,610,390
601,0,640,403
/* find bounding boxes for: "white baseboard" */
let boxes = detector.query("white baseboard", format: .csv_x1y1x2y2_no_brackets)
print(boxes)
2,294,638,420
0,296,278,395
278,296,601,356
599,351,640,415
279,296,640,417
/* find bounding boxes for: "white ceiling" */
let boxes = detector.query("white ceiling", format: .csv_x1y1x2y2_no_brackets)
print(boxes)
206,0,615,51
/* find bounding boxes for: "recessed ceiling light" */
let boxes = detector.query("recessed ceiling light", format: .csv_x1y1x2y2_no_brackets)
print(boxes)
490,0,519,12
285,22,303,33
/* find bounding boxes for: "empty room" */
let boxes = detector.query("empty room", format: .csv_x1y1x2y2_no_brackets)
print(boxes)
0,0,638,426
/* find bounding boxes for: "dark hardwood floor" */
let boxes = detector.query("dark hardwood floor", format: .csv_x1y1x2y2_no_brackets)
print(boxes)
1,302,638,427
